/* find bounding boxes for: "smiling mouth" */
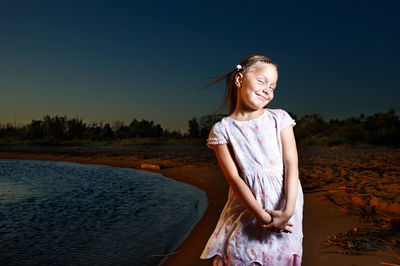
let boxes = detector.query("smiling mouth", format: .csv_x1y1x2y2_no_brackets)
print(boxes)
256,92,268,101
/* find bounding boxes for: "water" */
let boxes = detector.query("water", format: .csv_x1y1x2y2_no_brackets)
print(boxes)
0,159,208,265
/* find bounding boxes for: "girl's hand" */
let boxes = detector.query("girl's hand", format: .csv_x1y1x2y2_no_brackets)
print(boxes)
256,209,272,228
260,209,293,233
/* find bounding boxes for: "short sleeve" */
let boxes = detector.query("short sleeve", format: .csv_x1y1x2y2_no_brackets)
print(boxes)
279,109,296,131
206,122,228,149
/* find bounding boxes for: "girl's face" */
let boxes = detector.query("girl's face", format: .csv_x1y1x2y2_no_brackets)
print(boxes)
235,62,278,111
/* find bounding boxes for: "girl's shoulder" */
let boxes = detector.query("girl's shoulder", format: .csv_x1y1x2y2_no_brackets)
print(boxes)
216,115,230,126
264,107,287,118
216,108,292,126
218,108,284,125
266,108,297,130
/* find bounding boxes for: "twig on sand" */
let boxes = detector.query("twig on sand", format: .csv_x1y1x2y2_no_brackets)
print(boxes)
149,249,182,258
386,245,400,261
325,226,399,255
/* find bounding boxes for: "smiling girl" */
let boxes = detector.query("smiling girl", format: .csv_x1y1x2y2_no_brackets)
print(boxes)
200,55,304,265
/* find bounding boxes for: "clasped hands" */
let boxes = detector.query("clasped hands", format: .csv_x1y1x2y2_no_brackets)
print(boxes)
257,209,293,233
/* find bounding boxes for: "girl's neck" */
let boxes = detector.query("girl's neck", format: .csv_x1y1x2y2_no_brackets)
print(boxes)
229,108,265,122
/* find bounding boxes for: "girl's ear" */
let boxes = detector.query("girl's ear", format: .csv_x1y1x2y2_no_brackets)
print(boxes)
234,73,243,88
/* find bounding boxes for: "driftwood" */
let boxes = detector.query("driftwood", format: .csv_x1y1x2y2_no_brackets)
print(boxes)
140,163,161,169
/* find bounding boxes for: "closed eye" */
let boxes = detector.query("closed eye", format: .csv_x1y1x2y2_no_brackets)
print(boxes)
258,80,264,84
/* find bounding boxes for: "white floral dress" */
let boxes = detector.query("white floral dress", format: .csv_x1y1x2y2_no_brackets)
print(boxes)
200,108,304,266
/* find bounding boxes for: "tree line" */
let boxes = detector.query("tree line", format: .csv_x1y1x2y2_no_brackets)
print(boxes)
188,108,399,146
293,108,399,146
0,108,398,146
0,115,181,144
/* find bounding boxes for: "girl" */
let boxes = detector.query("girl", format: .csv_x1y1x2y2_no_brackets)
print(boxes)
200,55,303,265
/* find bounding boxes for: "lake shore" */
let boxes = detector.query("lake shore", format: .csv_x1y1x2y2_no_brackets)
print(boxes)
0,144,398,265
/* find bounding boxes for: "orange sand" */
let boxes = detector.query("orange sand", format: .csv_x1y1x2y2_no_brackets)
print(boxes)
0,144,398,265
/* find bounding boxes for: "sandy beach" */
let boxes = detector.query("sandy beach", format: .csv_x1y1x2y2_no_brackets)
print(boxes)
0,144,399,265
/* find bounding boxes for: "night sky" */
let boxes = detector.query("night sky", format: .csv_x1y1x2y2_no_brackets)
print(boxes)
1,0,399,132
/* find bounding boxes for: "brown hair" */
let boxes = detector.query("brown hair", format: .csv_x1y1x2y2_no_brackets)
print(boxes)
205,54,278,115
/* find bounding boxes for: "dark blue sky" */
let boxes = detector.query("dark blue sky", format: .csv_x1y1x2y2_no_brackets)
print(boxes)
1,0,399,132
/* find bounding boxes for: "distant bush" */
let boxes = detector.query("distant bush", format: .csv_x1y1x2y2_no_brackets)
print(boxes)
187,113,225,139
188,108,399,147
1,108,398,146
0,115,184,144
295,108,399,146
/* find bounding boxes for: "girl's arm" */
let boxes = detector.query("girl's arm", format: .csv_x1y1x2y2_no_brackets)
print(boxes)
212,143,272,225
264,125,298,233
281,124,299,217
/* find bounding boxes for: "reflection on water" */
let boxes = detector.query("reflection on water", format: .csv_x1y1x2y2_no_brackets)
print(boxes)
0,159,208,265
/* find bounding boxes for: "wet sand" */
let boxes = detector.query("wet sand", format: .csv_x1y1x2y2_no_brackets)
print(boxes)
0,144,399,265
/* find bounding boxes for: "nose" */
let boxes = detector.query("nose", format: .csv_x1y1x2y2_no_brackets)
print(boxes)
263,85,273,95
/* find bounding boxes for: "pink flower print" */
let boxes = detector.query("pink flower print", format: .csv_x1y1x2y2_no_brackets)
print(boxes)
277,255,282,261
283,243,290,250
254,124,259,131
268,240,273,247
237,231,242,236
286,255,292,262
264,255,272,263
257,174,260,181
258,188,269,199
253,156,259,163
239,125,245,132
282,112,287,117
257,138,264,145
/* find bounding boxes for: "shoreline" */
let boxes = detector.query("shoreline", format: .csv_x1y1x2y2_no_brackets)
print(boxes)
0,151,227,265
0,146,398,265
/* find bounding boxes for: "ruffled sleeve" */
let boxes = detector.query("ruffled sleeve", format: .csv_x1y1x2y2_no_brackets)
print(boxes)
206,122,228,149
279,109,296,131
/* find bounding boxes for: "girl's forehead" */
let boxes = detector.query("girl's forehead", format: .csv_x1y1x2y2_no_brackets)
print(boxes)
247,62,278,77
254,62,276,71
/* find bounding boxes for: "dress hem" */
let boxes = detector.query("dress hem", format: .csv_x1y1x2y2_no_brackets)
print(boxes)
200,252,303,265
